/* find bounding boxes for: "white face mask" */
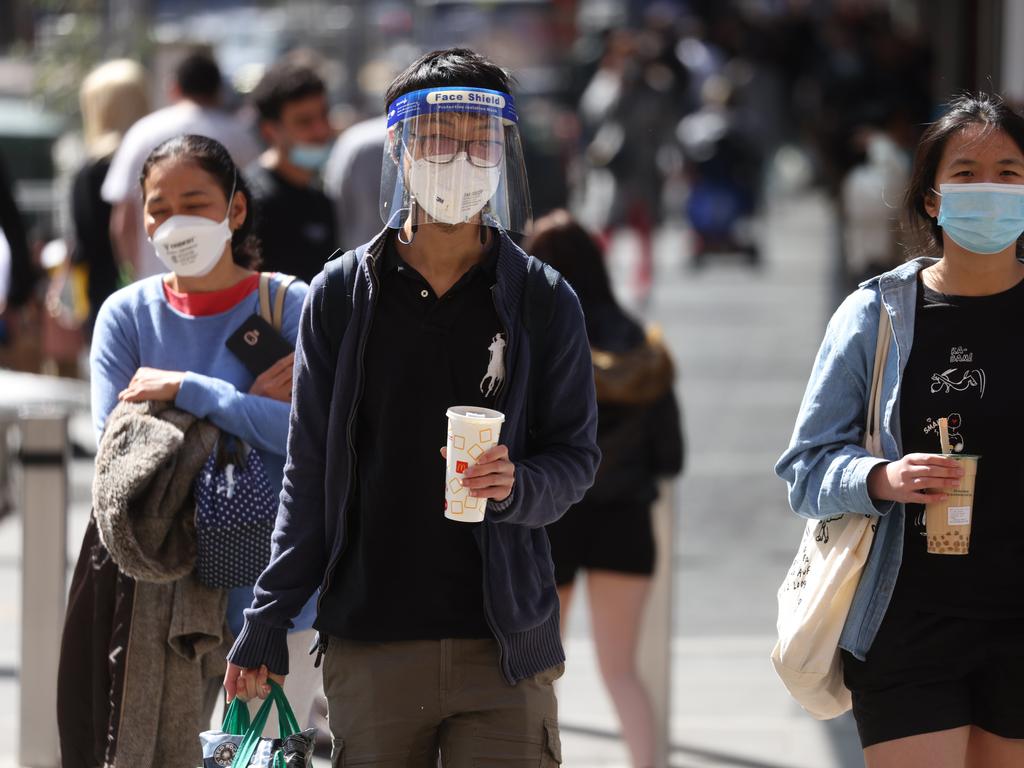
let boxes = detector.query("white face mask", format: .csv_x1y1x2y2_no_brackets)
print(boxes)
407,153,501,225
149,178,236,277
150,214,232,277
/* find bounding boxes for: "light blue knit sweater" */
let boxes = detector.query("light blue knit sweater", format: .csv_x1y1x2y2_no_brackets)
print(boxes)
90,273,315,634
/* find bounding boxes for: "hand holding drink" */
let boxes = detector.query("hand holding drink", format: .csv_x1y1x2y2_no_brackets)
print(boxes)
443,406,510,522
923,418,980,555
868,419,981,556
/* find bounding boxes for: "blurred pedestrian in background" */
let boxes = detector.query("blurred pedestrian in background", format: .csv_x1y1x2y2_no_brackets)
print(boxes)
0,151,36,370
324,114,387,252
71,59,150,337
0,153,34,314
576,27,687,298
247,59,336,283
101,51,260,281
223,47,600,766
57,135,317,767
777,94,1024,767
529,209,684,768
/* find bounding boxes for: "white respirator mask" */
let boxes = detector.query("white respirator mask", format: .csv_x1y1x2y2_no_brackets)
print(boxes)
150,176,236,277
407,153,501,225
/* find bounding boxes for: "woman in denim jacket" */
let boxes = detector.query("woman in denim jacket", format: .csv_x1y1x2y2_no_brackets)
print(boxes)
777,94,1024,767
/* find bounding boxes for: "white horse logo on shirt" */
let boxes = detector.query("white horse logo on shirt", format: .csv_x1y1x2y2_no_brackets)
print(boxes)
480,333,506,397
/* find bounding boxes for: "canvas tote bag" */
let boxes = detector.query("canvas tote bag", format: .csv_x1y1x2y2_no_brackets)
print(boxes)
771,301,891,720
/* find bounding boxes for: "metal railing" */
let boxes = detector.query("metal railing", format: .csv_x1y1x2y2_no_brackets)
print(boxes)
0,370,88,767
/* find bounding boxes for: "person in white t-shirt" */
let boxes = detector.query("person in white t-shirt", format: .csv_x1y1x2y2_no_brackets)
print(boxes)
101,52,261,280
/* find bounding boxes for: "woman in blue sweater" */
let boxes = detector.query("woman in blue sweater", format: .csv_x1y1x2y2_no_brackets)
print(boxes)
86,134,318,739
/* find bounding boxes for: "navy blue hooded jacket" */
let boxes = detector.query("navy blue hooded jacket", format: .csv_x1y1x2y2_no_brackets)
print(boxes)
227,228,600,684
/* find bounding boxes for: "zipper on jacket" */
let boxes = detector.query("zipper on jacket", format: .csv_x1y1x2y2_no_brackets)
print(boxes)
482,280,514,682
111,577,139,760
315,242,383,622
313,632,328,668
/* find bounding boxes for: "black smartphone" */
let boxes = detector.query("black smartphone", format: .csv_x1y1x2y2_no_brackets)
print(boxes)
226,314,294,377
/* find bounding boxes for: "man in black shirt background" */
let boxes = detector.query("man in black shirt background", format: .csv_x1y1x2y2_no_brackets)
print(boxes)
247,60,336,282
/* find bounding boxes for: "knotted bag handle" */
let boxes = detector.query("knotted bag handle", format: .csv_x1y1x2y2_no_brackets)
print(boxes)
231,680,301,767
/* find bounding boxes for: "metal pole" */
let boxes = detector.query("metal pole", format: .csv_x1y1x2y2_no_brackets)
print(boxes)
17,408,68,768
637,481,674,768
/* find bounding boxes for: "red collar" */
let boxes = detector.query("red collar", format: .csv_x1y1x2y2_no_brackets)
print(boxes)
162,273,261,317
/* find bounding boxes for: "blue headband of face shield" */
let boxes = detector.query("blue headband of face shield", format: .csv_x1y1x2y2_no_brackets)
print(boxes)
387,87,518,128
936,183,1024,254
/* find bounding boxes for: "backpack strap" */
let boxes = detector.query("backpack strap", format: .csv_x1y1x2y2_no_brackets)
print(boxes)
522,257,562,443
322,244,369,359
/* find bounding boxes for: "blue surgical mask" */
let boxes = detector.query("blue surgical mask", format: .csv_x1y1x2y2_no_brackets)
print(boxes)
289,142,332,172
936,182,1024,254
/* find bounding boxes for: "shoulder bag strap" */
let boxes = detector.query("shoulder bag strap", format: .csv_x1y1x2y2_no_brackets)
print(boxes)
258,273,272,325
864,300,892,457
271,274,297,331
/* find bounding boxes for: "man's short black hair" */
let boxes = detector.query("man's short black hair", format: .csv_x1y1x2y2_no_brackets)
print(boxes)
384,48,512,111
175,51,222,101
252,61,327,122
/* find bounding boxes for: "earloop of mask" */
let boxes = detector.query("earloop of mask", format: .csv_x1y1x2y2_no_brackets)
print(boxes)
399,199,418,245
227,170,238,221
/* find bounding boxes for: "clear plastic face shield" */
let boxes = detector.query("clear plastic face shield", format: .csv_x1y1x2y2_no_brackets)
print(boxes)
380,87,532,235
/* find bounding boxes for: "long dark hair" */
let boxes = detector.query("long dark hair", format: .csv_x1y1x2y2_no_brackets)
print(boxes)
904,93,1024,257
526,210,619,338
139,134,261,268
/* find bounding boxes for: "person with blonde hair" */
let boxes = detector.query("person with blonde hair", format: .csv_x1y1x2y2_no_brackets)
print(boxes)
72,59,149,333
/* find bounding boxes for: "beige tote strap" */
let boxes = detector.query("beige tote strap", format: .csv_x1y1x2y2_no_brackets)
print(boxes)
271,274,297,331
258,273,272,325
864,301,892,457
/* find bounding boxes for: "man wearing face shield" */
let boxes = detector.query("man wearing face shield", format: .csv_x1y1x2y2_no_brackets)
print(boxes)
224,48,600,766
247,60,337,282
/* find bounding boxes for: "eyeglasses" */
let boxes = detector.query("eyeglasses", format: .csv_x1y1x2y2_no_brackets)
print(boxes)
406,133,504,168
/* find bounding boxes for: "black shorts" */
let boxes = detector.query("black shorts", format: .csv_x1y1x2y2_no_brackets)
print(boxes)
545,500,655,585
841,600,1024,748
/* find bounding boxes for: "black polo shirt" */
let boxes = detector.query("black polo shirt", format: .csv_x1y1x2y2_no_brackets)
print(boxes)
319,232,504,640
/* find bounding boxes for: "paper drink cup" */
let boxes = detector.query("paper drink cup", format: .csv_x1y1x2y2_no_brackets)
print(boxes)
925,454,980,555
445,406,505,523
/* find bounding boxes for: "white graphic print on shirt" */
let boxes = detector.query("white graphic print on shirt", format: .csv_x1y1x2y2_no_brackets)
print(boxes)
480,332,506,397
929,345,986,398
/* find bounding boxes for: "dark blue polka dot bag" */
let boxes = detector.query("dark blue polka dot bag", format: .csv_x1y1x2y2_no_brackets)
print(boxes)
194,437,279,589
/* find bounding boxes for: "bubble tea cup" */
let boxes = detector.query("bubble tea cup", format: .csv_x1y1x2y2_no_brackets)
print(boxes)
925,454,980,555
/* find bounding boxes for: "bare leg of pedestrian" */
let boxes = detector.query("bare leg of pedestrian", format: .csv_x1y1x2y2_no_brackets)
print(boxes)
588,570,655,768
557,582,576,642
965,726,1024,768
864,727,968,768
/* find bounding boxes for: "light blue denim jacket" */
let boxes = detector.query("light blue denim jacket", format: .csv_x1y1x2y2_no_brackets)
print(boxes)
776,257,936,661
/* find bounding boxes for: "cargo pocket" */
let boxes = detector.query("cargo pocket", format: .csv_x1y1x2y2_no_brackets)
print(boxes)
542,719,562,766
331,738,345,768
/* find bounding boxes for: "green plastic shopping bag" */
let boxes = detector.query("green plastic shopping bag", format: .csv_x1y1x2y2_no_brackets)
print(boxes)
198,682,316,767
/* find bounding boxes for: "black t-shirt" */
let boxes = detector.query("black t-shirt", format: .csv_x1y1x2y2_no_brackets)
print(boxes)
896,275,1024,617
245,164,336,284
70,157,118,332
317,233,503,640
